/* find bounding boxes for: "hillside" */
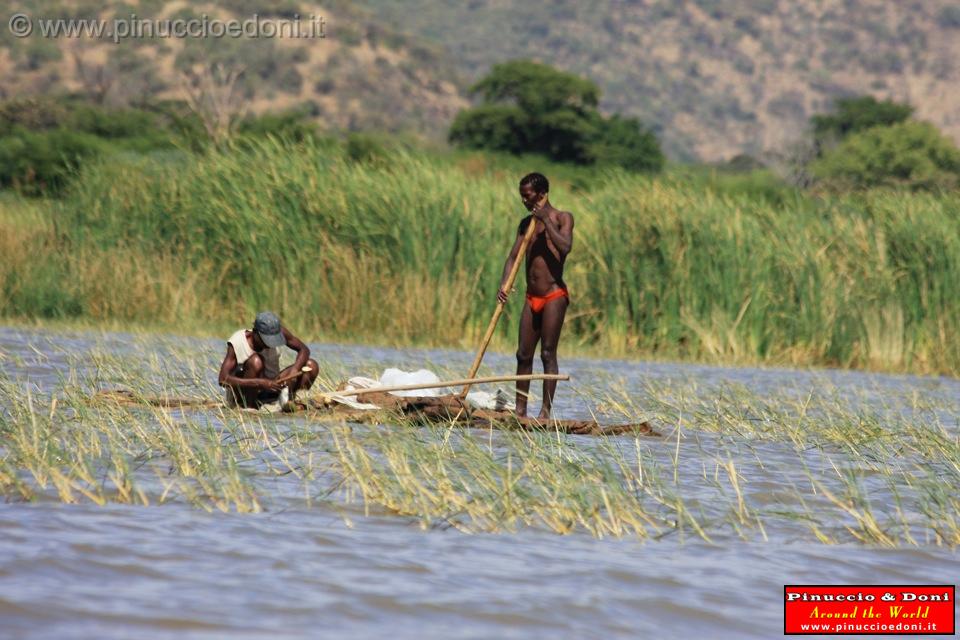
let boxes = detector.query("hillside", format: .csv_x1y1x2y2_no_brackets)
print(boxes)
352,0,960,161
5,1,960,161
0,0,467,136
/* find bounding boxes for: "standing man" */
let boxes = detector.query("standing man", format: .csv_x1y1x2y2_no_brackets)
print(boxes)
218,311,319,408
497,173,574,418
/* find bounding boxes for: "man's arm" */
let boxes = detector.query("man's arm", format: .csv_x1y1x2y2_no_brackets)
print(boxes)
497,218,530,303
218,344,280,391
536,209,574,256
281,326,311,370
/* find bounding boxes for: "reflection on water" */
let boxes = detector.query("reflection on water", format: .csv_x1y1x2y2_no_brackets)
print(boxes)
0,326,957,639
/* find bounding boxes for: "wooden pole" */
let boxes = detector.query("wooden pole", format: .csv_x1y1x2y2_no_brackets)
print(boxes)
316,373,569,401
459,197,545,398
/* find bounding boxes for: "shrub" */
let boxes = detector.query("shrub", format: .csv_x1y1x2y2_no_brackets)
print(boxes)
19,40,62,71
937,6,960,28
0,96,177,152
724,153,765,172
589,115,664,173
811,121,960,191
344,132,388,163
0,128,105,196
0,97,68,134
811,95,913,149
236,108,320,142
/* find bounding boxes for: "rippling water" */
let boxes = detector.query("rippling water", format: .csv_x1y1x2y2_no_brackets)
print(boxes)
0,326,957,639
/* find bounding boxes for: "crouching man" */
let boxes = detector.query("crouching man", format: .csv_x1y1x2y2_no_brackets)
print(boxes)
218,311,319,408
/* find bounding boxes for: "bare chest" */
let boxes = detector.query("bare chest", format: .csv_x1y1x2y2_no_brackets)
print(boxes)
529,218,562,261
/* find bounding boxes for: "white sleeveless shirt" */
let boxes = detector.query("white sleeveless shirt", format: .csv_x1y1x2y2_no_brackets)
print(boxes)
227,329,280,379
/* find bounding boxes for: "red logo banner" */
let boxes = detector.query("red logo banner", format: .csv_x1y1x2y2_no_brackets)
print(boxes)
784,585,955,635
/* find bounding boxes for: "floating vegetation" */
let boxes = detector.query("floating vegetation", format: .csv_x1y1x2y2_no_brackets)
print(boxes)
1,344,957,547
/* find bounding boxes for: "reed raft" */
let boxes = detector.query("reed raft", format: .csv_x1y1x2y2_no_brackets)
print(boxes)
92,390,658,437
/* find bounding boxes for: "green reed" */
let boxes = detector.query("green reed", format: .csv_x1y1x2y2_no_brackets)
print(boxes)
599,376,960,546
2,138,960,373
0,340,957,546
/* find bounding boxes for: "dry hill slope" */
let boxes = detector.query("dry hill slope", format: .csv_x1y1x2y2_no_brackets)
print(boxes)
0,0,467,136
352,0,960,161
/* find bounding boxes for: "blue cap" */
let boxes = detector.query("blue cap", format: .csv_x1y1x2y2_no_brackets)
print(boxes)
253,311,285,348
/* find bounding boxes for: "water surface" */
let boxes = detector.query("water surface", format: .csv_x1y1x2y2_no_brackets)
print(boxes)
0,326,957,639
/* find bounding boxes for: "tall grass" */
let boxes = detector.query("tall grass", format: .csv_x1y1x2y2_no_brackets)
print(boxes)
2,138,960,373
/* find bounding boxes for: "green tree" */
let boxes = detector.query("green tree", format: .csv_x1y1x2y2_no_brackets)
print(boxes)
448,104,530,155
589,114,664,172
468,60,599,116
811,121,960,191
811,95,913,150
449,60,662,171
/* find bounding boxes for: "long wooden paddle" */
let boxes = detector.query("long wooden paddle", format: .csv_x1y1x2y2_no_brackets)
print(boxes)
458,196,546,399
318,373,568,402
